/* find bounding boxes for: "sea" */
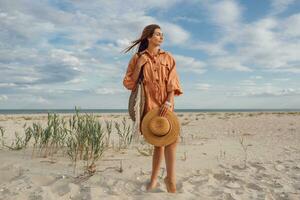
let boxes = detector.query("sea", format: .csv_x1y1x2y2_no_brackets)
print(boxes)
0,109,300,115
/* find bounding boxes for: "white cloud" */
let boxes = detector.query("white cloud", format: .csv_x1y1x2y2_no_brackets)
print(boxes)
239,80,256,86
0,95,8,101
226,81,300,97
94,87,125,95
270,0,297,15
209,56,252,71
0,83,16,88
191,41,227,56
12,95,51,104
196,83,211,91
250,76,263,79
235,88,300,97
207,0,242,30
50,49,81,68
1,0,299,109
0,0,190,92
161,22,190,45
173,16,202,23
65,78,86,84
189,1,300,73
272,78,290,81
174,54,206,74
281,13,300,38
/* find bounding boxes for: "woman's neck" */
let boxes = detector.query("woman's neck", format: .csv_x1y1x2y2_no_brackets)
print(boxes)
147,44,160,56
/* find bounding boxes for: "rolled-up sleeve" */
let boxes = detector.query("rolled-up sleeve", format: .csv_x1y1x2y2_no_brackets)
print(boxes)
123,54,139,90
167,55,183,96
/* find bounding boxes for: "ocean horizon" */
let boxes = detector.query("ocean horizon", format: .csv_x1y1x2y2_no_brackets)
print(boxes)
0,108,300,115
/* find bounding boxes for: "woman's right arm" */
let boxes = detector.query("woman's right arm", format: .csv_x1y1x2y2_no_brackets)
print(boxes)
123,54,147,90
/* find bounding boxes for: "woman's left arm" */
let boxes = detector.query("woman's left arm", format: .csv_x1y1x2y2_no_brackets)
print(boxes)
159,89,175,117
166,91,174,103
166,54,183,96
159,54,183,116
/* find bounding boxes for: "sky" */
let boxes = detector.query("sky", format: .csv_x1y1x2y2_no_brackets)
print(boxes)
0,0,300,109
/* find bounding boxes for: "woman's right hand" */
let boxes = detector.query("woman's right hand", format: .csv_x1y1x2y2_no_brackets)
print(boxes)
136,54,148,68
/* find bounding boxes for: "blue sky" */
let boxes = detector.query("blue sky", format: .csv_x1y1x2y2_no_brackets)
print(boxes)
0,0,300,109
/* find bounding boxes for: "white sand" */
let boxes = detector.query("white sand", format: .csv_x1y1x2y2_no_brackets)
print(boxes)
0,112,300,199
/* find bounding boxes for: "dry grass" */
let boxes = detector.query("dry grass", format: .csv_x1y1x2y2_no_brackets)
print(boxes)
0,107,136,175
114,117,133,150
239,135,252,169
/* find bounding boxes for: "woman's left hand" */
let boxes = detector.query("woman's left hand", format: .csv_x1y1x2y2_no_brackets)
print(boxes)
159,104,171,117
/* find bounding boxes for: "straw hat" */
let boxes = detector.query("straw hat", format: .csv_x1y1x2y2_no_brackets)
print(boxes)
141,107,180,146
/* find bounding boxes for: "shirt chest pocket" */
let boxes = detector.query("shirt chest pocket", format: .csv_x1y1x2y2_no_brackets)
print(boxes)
160,60,170,82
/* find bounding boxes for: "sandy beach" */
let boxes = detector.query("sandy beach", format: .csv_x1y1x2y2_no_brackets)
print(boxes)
0,111,299,199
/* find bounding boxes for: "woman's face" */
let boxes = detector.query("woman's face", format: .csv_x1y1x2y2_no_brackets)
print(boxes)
148,28,164,46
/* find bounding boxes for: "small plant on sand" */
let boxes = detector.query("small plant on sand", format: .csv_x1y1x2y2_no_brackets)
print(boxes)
5,131,29,150
0,126,5,149
136,140,153,156
25,113,68,157
4,123,32,151
114,117,132,150
25,122,43,157
104,120,113,147
42,113,68,157
239,135,252,169
66,108,106,174
84,114,106,173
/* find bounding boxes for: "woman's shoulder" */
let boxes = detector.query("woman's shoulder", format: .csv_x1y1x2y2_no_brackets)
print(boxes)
128,52,140,62
160,49,173,57
162,51,175,62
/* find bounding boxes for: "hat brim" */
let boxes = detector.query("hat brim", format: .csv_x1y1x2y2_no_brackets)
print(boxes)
141,107,180,146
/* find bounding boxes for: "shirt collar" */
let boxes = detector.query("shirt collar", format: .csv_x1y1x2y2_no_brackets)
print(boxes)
140,48,165,56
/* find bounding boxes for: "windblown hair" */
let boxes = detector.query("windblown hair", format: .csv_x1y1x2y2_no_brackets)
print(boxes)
123,24,161,53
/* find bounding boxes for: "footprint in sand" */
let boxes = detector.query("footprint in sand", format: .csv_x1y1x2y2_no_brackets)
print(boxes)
245,182,263,191
225,181,241,189
292,183,300,191
248,161,266,173
274,164,286,171
222,191,238,200
209,189,224,197
187,174,209,186
291,164,300,171
30,175,58,187
212,172,240,183
178,180,194,193
255,172,271,181
49,178,78,197
262,178,283,189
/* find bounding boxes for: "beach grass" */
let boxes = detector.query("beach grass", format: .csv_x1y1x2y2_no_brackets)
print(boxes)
0,107,133,175
114,117,133,150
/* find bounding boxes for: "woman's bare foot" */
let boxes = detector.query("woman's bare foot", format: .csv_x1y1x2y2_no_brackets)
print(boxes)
164,177,176,193
146,180,159,191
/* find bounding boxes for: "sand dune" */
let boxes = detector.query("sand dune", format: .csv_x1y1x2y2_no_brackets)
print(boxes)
0,112,299,199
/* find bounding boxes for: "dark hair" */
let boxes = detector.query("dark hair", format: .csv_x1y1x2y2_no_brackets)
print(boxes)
123,24,161,53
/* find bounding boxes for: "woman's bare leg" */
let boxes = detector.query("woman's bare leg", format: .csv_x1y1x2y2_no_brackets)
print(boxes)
147,146,164,190
164,137,179,192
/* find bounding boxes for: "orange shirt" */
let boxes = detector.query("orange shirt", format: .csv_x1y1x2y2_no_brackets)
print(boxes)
123,48,183,115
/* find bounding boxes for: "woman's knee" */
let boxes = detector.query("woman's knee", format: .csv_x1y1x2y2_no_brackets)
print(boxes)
166,137,179,147
154,146,164,151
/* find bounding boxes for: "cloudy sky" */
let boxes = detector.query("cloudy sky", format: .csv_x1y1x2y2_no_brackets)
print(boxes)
0,0,300,109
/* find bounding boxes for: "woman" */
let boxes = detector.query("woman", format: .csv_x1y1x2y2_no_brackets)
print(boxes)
123,24,183,193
